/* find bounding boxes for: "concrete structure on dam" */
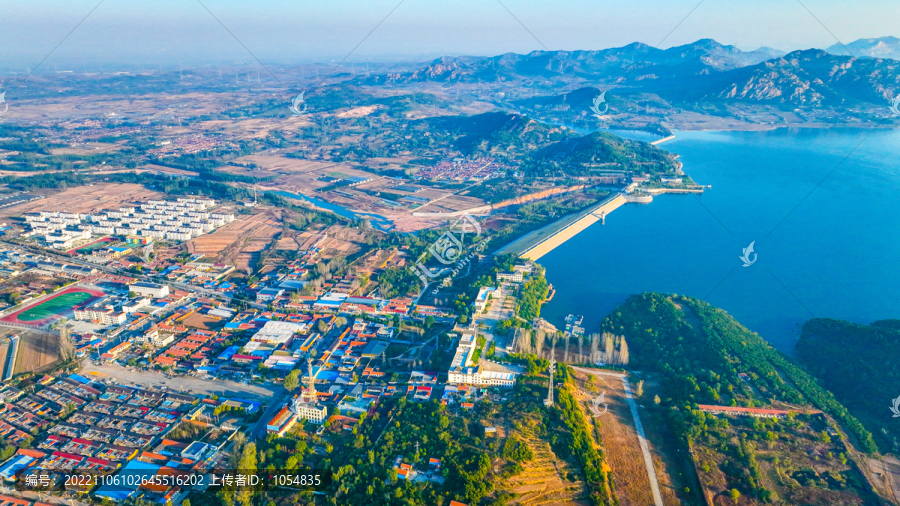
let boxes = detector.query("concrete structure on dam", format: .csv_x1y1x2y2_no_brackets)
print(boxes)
496,193,627,261
496,184,705,261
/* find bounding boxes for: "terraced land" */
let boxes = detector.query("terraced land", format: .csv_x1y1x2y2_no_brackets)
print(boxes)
503,418,590,506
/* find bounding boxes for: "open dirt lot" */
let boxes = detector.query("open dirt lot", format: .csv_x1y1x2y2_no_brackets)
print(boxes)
232,155,353,176
13,330,62,374
138,164,200,177
49,142,124,156
0,183,163,220
80,358,280,401
187,209,283,272
214,165,280,178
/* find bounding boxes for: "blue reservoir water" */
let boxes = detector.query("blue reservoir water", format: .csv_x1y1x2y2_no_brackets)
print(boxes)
540,127,900,354
272,190,394,231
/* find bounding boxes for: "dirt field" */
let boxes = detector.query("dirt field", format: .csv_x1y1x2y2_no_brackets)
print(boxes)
865,455,900,505
13,330,62,374
181,312,225,331
186,209,283,272
49,142,123,156
215,165,280,178
138,164,200,177
3,92,258,123
0,183,164,220
232,155,354,176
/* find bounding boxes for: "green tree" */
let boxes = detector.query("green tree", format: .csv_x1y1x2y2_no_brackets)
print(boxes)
235,443,258,506
284,370,301,392
730,488,741,504
0,445,15,461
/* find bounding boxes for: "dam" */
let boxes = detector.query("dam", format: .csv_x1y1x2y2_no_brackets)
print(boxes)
496,185,703,261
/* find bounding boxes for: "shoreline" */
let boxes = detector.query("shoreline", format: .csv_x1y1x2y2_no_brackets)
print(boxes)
496,186,700,260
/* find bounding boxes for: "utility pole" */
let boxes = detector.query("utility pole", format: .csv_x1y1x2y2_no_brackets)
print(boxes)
544,358,556,407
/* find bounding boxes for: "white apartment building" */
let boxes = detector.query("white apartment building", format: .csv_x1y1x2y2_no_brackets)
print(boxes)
128,282,169,298
25,199,234,246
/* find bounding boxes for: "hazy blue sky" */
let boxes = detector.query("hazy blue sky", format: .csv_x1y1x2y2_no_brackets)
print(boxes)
2,0,898,69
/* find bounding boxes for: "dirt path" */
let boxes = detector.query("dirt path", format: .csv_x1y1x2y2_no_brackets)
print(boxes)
573,367,664,506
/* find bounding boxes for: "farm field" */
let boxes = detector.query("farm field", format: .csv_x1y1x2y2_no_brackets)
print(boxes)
1,287,104,327
186,209,283,272
503,418,590,506
49,142,123,156
214,165,280,179
0,183,163,220
14,331,63,374
137,164,200,177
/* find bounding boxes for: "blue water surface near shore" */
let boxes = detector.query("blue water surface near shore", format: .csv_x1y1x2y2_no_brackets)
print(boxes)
540,127,900,354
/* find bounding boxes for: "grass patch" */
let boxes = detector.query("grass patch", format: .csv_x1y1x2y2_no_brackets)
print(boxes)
17,291,95,321
73,238,114,254
471,335,486,364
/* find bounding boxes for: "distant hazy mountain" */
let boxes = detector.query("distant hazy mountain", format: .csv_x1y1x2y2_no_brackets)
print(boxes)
826,36,900,60
522,49,900,109
673,49,900,106
361,39,786,84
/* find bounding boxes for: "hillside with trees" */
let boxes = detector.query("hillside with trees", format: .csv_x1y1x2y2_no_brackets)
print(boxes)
795,318,900,453
599,293,884,505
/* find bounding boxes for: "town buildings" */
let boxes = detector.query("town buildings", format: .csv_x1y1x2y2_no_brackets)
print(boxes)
128,282,169,298
23,198,234,246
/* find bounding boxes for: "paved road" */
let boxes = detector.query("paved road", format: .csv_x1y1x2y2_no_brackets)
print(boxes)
251,386,290,439
473,285,515,357
0,239,265,309
573,367,664,506
80,358,279,401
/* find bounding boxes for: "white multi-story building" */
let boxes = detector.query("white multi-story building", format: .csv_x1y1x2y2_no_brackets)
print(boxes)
446,332,518,388
128,282,169,298
496,271,523,284
73,306,127,325
447,364,517,388
25,198,232,245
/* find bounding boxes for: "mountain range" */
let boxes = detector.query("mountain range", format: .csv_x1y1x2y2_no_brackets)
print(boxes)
361,37,900,110
826,36,900,60
362,39,787,85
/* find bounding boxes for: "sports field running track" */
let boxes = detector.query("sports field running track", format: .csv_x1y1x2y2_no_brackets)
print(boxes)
0,287,105,327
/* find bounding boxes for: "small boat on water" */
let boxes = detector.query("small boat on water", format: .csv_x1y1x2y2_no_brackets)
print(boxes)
564,314,585,336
